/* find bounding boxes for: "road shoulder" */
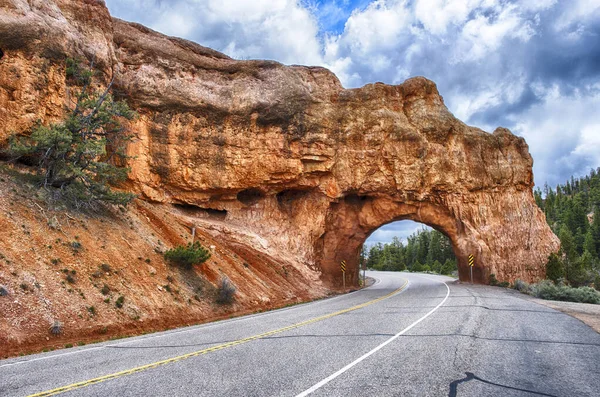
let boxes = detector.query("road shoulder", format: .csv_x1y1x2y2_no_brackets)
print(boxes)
507,287,600,333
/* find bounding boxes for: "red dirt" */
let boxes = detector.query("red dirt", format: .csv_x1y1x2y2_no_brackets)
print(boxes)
0,166,328,358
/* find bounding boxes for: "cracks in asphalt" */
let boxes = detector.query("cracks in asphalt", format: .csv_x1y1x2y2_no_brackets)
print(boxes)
399,333,600,347
451,340,461,369
444,305,559,314
384,305,559,314
448,372,559,397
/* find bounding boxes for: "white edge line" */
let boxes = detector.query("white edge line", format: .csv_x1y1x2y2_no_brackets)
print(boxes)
295,277,450,397
0,347,105,368
0,275,387,368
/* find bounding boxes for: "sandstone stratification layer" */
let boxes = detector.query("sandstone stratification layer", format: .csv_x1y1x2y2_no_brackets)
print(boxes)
0,0,560,285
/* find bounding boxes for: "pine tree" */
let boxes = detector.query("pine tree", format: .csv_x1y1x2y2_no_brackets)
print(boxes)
545,253,564,282
8,59,136,209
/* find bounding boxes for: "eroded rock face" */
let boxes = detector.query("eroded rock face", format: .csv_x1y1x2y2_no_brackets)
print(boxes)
0,0,560,285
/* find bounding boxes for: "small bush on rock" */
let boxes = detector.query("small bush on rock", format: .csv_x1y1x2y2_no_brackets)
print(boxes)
115,295,125,308
49,320,63,335
489,273,498,286
215,277,236,305
164,242,211,269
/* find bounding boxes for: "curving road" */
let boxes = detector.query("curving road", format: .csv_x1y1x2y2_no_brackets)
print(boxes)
1,272,599,396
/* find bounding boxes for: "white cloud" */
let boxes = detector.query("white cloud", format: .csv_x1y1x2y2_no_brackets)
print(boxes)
510,89,600,187
366,221,431,246
414,0,480,35
452,4,535,63
341,0,412,55
106,0,323,65
554,0,600,34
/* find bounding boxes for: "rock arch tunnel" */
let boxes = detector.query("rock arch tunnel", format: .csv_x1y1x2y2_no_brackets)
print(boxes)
124,75,561,287
319,196,491,285
0,2,561,287
312,182,561,286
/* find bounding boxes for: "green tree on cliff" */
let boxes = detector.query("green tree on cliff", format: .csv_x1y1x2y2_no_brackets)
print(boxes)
8,59,136,208
535,168,600,286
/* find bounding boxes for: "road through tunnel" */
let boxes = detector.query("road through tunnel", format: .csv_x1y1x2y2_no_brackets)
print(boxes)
316,195,486,287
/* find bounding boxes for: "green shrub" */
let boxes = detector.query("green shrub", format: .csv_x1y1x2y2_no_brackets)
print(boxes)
115,295,125,308
489,273,498,286
531,280,600,304
215,277,236,305
164,242,211,269
546,253,564,282
497,281,510,288
100,284,110,295
512,279,530,293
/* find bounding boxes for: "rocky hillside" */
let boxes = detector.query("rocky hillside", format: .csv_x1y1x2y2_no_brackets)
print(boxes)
0,165,326,357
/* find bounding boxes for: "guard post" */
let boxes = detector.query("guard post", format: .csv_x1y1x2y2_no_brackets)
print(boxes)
468,254,474,284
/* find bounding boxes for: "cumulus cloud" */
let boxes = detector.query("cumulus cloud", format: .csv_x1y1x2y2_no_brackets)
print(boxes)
365,221,431,246
105,0,323,65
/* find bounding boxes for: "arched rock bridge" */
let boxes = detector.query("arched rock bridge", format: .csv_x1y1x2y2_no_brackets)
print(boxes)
0,0,560,286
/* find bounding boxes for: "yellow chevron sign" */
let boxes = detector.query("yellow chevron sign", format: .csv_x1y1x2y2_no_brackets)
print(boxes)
468,254,474,267
340,260,346,272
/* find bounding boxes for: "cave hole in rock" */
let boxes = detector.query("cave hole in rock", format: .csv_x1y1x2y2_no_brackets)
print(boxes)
173,203,227,220
237,188,264,206
361,220,458,276
276,188,312,213
0,48,4,60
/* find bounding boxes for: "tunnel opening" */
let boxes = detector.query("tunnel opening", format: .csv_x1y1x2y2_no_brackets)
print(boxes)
318,196,487,288
362,220,457,276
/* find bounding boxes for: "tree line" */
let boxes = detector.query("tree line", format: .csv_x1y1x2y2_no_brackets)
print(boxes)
362,228,457,275
535,168,600,287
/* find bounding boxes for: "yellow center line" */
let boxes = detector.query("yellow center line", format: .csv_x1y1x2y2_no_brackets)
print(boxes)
28,279,408,397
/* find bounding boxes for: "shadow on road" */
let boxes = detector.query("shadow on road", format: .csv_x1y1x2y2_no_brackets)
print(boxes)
448,372,558,397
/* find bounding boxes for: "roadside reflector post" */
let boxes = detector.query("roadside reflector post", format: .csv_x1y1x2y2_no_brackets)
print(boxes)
363,260,366,287
468,254,474,284
340,260,346,290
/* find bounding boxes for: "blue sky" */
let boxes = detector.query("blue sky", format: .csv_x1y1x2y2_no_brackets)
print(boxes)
104,0,600,245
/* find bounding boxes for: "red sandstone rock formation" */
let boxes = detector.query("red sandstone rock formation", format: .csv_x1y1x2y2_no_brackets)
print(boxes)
0,0,560,285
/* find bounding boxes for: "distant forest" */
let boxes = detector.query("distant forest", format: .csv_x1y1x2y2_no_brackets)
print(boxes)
363,168,600,286
535,168,600,286
362,229,457,275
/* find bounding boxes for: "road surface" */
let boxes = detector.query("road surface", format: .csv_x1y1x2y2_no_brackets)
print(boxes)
1,272,599,396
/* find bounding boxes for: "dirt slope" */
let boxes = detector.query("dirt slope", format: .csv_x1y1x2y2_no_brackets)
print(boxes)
0,166,327,357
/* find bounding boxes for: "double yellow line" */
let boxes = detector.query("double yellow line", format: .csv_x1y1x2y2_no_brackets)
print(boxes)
29,279,408,396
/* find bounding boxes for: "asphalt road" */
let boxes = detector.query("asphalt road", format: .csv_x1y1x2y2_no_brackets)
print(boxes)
1,271,599,397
